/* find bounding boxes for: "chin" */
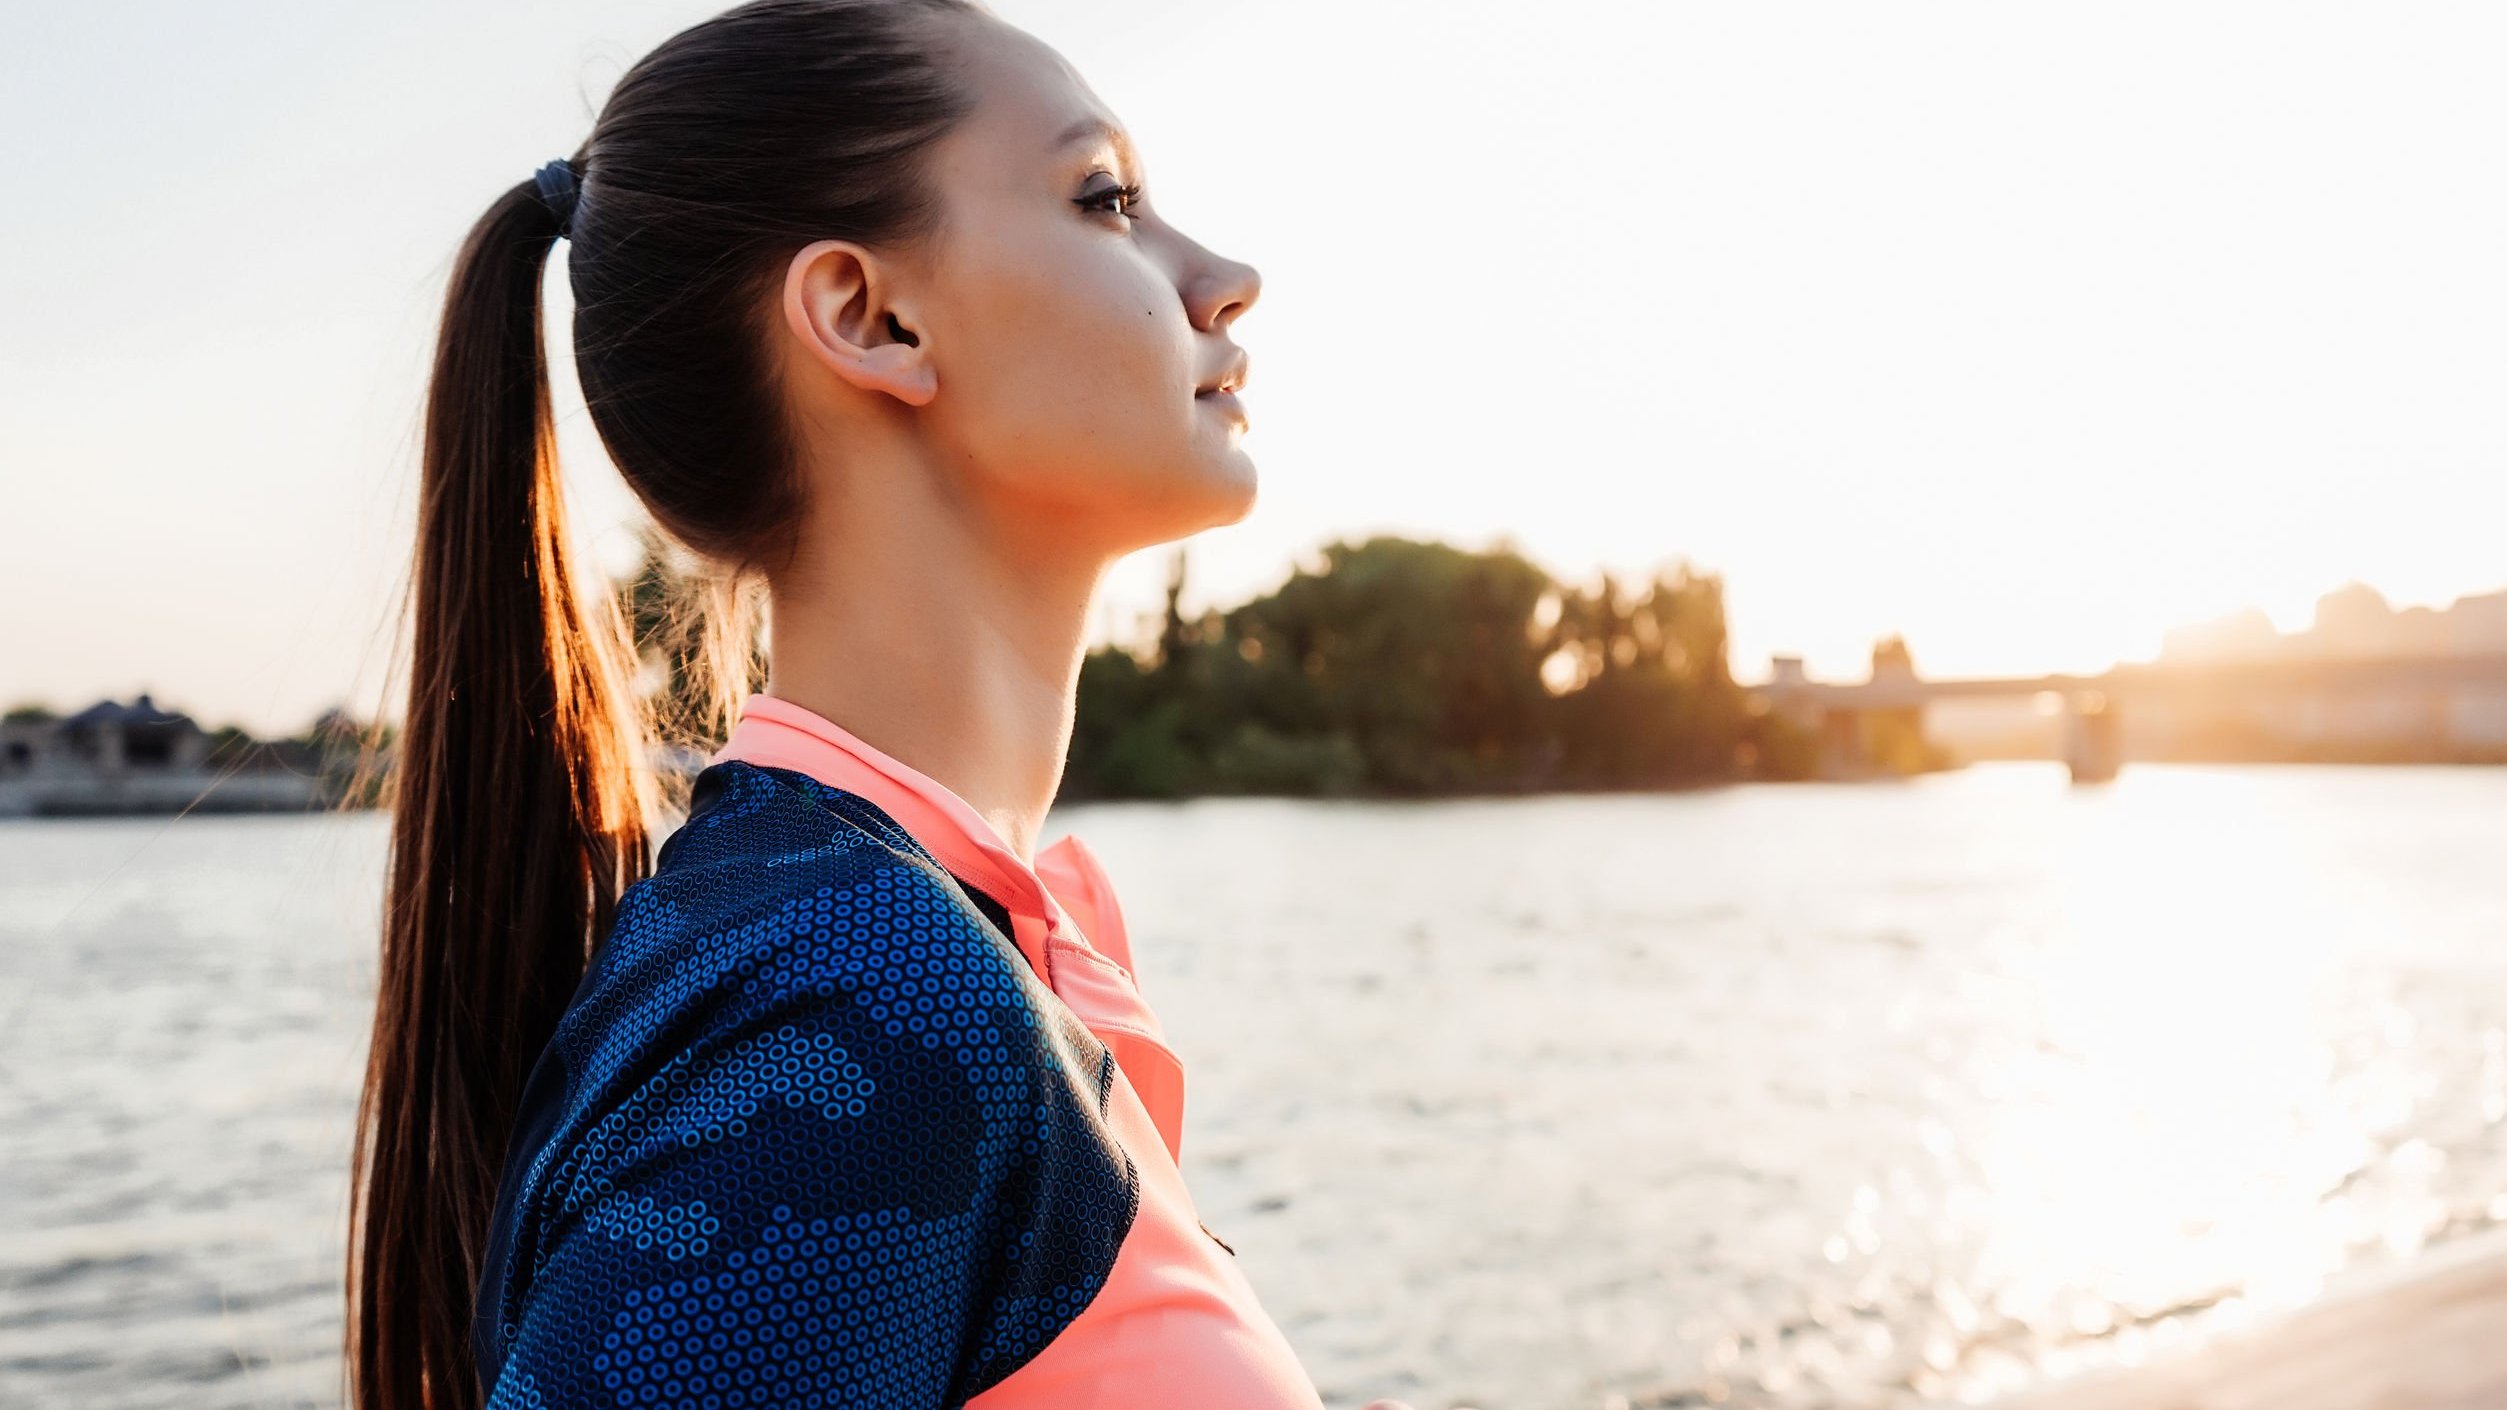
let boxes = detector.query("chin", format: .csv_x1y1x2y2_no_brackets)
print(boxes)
1103,446,1256,547
1192,451,1258,528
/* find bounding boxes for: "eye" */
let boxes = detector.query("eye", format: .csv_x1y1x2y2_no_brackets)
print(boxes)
1077,179,1145,224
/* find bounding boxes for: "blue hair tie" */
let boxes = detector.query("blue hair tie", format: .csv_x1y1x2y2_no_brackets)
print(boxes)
532,158,580,238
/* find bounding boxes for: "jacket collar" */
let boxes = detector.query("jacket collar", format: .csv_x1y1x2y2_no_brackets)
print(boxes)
705,692,1125,980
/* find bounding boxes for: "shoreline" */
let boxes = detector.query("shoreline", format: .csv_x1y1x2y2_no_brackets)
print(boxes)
1984,1226,2507,1410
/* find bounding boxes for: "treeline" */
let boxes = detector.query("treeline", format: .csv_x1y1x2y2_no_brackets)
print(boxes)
616,529,1821,800
1062,535,1817,798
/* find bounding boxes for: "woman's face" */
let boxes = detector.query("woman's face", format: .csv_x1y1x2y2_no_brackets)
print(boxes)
859,13,1262,556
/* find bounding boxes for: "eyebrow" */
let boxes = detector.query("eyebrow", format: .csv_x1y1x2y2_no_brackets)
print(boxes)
1050,115,1138,165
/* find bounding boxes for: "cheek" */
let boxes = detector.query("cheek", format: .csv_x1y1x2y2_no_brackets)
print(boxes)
940,239,1194,497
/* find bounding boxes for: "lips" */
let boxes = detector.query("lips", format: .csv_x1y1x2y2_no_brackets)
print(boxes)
1196,387,1247,426
1196,350,1250,398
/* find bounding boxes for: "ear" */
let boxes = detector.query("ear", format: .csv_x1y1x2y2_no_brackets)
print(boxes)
779,238,938,407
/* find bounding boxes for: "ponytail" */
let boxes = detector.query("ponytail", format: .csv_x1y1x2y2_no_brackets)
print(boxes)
347,174,657,1410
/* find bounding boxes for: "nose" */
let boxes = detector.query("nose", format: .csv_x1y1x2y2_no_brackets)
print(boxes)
1186,248,1261,334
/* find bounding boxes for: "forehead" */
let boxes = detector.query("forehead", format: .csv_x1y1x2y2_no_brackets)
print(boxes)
933,15,1138,176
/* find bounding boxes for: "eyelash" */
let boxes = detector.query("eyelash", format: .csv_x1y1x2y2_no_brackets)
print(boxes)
1079,181,1146,223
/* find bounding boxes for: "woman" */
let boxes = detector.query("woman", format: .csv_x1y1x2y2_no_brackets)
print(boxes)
346,2,1418,1407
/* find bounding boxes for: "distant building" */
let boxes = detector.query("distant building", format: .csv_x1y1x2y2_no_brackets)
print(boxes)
1830,581,2507,771
0,695,330,817
2309,581,2405,657
2165,582,2507,667
2142,582,2507,757
57,694,211,770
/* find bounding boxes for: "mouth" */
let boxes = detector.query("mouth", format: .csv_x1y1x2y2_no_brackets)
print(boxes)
1195,350,1250,399
1196,386,1248,428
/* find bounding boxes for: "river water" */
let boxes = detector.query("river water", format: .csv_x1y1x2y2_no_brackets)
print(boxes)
6,763,2507,1409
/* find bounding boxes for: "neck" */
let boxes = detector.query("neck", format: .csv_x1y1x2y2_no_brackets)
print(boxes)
761,460,1112,867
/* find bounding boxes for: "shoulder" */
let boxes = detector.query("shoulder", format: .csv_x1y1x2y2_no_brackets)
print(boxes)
594,759,1030,1033
475,761,1139,1406
556,762,1037,1093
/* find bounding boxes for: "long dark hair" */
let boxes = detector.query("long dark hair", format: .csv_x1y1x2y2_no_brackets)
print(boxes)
346,3,984,1405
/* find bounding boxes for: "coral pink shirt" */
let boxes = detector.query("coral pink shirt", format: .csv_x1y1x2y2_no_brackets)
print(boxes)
708,692,1325,1409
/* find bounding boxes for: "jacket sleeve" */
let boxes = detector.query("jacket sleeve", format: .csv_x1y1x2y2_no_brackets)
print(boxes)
479,858,1141,1410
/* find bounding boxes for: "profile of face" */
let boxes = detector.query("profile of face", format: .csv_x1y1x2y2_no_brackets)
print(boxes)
776,10,1263,563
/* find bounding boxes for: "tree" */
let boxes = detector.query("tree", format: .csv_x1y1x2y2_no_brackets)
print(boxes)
1064,534,1767,799
614,519,766,748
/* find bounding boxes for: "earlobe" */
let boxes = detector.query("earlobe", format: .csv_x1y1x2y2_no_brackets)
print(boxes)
780,238,939,408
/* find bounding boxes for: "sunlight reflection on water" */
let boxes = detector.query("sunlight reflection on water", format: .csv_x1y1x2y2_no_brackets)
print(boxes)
4,762,2505,1409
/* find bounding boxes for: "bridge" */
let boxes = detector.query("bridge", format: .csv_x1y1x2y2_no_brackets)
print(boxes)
1751,651,2507,783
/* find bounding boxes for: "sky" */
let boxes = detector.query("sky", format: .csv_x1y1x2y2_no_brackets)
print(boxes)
4,0,2501,737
